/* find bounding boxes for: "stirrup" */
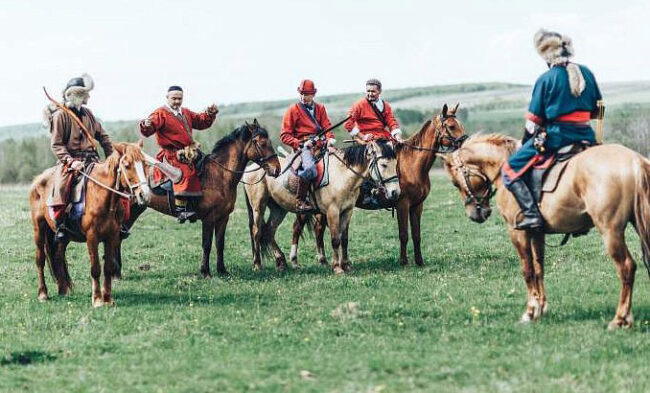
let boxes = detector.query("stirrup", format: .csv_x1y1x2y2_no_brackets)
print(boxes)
515,216,544,231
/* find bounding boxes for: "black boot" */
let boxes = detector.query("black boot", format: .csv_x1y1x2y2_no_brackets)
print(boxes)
175,205,197,224
507,180,544,230
54,220,67,243
296,177,314,212
119,224,131,240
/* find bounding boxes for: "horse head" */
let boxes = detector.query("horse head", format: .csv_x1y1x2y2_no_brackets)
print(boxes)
244,119,281,177
434,103,467,153
111,140,151,205
366,140,401,202
438,134,517,223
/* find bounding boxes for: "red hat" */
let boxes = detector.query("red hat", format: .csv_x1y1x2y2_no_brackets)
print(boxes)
297,79,317,95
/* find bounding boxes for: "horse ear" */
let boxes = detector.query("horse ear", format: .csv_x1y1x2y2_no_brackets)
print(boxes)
112,143,126,155
137,139,144,148
436,152,450,163
441,104,448,117
253,118,259,127
450,103,460,115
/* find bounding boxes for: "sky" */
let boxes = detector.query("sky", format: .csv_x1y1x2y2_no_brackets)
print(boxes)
0,0,648,126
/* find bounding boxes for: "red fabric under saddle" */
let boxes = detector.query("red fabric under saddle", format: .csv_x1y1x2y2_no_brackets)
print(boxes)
532,154,556,170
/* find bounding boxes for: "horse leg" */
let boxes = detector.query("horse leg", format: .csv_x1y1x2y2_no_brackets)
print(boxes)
396,200,410,266
34,221,49,301
54,241,72,295
507,228,539,322
101,236,118,306
214,216,230,276
266,206,288,271
602,229,636,330
327,207,343,274
290,214,307,269
530,232,547,315
113,204,147,279
201,219,216,278
340,209,353,272
86,233,103,307
249,200,267,272
410,202,425,266
314,213,328,266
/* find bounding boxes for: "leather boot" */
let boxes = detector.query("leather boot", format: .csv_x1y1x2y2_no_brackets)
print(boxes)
507,180,544,230
54,221,67,242
176,205,197,224
296,177,314,212
119,224,131,239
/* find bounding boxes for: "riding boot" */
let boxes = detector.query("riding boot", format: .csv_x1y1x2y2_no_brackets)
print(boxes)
54,217,67,243
119,224,131,240
507,180,544,230
296,177,315,212
175,198,197,224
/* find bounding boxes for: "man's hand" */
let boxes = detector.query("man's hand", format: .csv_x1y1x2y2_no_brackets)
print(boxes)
304,139,314,149
207,104,219,116
143,117,153,128
392,128,405,143
327,138,337,153
362,133,372,142
70,160,84,171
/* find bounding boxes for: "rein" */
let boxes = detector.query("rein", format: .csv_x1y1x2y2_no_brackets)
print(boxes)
451,150,497,206
330,146,397,191
399,114,468,153
208,129,277,176
77,166,132,199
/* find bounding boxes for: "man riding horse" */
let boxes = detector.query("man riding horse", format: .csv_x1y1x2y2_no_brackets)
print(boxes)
280,79,337,212
139,86,219,223
501,29,603,230
44,73,114,242
344,78,404,143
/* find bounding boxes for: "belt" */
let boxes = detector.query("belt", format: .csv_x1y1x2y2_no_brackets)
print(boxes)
554,111,591,123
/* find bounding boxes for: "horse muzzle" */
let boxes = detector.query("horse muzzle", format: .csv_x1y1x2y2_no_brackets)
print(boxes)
468,205,491,223
134,185,151,206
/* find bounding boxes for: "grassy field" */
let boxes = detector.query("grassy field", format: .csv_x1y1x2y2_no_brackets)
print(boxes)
2,176,650,393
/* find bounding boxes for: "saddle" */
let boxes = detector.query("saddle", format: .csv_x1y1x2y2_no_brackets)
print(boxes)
528,141,593,202
281,150,330,195
46,163,95,242
149,150,208,214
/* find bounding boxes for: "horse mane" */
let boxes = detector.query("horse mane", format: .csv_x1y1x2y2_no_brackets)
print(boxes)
406,119,433,146
343,140,396,166
463,133,519,154
209,124,269,156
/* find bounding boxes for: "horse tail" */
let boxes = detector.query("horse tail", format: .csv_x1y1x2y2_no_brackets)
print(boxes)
633,158,650,277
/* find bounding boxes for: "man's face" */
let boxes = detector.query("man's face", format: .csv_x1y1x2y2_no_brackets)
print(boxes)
366,85,381,102
166,91,183,110
300,93,315,105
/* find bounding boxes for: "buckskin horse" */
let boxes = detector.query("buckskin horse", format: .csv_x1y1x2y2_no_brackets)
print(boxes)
243,140,400,274
118,120,281,278
29,141,151,307
289,104,466,268
439,133,650,329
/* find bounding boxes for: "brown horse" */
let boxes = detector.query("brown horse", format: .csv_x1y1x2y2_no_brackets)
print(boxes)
439,133,650,329
289,104,466,268
29,141,151,307
118,121,281,278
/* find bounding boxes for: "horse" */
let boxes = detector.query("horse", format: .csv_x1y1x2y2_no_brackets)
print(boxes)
438,133,650,329
289,104,467,268
29,141,151,307
243,141,401,274
118,120,281,278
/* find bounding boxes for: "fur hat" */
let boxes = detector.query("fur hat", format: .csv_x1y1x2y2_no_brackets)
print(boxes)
534,29,585,97
63,73,94,99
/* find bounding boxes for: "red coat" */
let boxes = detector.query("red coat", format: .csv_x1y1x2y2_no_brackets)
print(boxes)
344,98,400,140
280,102,333,150
140,106,216,196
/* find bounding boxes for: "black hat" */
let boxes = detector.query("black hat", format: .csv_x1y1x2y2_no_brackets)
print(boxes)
168,85,183,92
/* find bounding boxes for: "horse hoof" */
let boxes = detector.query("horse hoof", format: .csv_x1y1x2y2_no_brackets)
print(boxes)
291,262,301,270
333,266,345,275
415,258,424,267
202,272,213,280
520,312,533,323
252,264,262,272
92,298,104,308
608,314,634,331
277,264,287,272
37,292,50,302
399,258,408,266
342,263,352,272
58,286,71,296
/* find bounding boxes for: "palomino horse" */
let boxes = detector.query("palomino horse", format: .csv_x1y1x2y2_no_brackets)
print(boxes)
243,141,401,274
29,141,151,307
439,134,650,329
289,104,467,268
118,121,281,278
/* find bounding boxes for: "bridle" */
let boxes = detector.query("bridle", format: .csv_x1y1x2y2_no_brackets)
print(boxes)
77,154,149,201
451,150,497,207
399,113,468,153
209,125,278,175
331,143,398,193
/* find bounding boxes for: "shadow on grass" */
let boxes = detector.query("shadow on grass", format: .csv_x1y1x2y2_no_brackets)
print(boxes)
0,351,56,366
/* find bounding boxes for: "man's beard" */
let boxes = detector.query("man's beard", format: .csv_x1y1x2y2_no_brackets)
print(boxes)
66,93,88,109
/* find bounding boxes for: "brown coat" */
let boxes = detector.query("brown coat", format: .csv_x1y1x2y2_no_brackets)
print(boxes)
51,107,113,162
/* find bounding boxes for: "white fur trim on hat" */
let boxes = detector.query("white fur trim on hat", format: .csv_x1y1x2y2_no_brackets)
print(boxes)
64,73,94,98
534,29,585,97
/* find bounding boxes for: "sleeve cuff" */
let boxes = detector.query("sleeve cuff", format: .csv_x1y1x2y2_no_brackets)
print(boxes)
349,127,360,137
391,128,402,137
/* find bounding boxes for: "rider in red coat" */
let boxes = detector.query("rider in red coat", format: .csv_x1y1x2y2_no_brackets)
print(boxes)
139,85,218,222
344,79,404,142
280,80,336,211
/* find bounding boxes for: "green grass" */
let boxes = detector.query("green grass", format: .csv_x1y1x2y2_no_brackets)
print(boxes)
2,176,650,393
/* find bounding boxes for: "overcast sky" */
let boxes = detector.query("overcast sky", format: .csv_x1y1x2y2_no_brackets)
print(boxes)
0,0,648,126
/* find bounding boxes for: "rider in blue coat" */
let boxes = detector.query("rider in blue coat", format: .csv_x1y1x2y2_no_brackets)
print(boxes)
502,29,603,230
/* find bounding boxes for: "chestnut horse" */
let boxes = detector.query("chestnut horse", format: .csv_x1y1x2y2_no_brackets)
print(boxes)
439,134,650,329
29,141,151,307
289,104,466,267
243,141,400,274
118,121,281,278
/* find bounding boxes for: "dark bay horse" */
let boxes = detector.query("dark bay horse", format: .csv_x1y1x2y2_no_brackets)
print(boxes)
439,134,650,329
119,121,281,278
289,104,466,267
29,141,151,307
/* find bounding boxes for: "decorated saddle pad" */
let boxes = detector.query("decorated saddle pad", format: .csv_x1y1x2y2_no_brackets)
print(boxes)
529,142,591,201
282,152,330,194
